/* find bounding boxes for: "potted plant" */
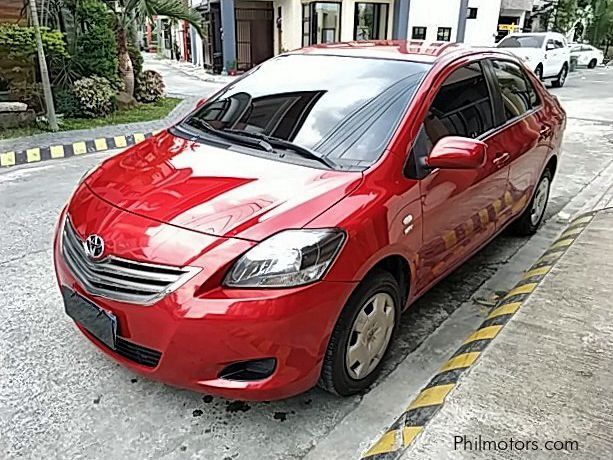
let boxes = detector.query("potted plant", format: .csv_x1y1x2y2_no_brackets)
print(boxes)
227,60,238,76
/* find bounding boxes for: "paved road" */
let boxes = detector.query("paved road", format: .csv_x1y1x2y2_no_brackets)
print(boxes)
143,54,223,99
1,68,612,460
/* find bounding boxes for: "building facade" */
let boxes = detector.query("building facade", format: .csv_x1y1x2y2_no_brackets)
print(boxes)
182,0,535,74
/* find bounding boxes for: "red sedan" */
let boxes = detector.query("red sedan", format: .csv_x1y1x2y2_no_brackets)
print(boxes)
54,41,565,400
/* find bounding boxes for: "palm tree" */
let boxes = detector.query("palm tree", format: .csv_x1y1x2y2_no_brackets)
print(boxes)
107,0,203,98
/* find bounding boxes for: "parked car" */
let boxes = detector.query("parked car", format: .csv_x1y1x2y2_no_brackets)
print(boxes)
570,43,604,68
54,41,565,400
497,32,571,86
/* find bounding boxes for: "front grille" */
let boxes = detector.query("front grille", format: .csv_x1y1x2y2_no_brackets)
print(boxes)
61,216,199,305
115,337,162,367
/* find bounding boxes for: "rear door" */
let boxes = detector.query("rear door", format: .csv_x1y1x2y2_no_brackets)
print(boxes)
413,61,510,293
488,59,548,227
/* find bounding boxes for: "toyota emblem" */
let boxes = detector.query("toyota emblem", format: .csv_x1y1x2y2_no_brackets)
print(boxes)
84,234,105,260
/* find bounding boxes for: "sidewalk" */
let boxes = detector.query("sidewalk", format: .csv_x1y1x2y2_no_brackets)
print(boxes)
375,208,613,459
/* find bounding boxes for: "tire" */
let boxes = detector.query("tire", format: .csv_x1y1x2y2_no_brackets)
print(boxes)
512,169,552,236
551,64,568,87
535,65,543,80
588,59,597,69
318,269,401,396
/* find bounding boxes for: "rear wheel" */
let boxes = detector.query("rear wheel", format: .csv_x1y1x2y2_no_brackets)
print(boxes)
318,270,401,396
588,58,597,69
512,169,552,236
552,64,568,87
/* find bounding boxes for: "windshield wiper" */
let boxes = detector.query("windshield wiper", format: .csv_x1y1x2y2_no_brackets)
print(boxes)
222,129,337,169
184,119,274,153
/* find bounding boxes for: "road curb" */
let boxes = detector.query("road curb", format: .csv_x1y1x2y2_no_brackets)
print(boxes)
360,210,598,460
0,131,155,168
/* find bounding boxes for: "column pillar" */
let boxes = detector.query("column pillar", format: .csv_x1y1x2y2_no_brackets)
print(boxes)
220,0,237,73
392,0,410,40
456,0,469,42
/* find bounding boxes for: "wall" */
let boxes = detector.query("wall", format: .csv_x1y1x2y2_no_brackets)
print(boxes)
465,0,502,45
0,0,24,23
408,0,462,42
274,0,395,52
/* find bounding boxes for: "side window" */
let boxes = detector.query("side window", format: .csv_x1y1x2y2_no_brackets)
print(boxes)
422,62,494,152
491,60,539,120
554,39,565,49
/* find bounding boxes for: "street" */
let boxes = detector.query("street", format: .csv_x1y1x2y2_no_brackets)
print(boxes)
1,63,613,460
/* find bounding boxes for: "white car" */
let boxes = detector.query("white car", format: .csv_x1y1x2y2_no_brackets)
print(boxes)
570,43,604,68
497,32,571,87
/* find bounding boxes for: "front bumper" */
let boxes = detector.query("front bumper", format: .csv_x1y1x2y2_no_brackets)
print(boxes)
53,204,357,400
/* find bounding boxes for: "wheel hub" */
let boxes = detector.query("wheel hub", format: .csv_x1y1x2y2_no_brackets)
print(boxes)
345,292,395,380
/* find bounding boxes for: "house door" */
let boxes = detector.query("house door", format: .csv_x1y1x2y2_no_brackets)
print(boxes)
202,3,223,74
235,1,274,71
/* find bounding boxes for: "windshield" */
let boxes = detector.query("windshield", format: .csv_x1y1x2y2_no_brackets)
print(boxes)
180,54,430,169
497,35,545,48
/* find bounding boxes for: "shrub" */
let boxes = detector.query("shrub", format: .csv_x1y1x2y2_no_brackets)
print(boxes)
54,88,81,117
135,70,165,103
74,0,118,85
72,76,116,118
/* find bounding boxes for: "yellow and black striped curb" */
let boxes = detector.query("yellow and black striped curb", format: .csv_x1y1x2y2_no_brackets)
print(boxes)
0,132,154,168
361,211,598,460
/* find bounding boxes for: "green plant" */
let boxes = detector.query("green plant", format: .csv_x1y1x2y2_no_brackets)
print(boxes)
135,70,165,103
0,24,67,60
54,87,81,117
10,81,44,113
104,0,203,98
72,76,116,117
74,0,119,84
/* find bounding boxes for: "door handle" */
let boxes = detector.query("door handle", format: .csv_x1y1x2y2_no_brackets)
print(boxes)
539,126,552,139
493,152,510,167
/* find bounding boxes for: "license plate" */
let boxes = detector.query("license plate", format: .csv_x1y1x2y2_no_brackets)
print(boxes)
62,286,117,349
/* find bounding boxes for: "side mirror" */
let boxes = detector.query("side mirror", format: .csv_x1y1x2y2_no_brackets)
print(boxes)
196,98,207,109
426,137,487,170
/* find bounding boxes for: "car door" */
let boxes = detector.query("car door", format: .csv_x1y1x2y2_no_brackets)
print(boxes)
488,59,548,228
412,61,511,293
543,38,559,77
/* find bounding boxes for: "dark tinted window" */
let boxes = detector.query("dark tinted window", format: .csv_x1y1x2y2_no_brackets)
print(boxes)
437,27,452,41
412,26,426,39
423,62,494,152
491,60,540,120
497,35,545,48
183,55,430,167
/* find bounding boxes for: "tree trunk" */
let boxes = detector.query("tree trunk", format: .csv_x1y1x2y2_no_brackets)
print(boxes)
29,0,58,131
117,28,135,97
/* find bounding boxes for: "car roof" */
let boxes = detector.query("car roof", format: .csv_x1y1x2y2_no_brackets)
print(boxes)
287,40,506,64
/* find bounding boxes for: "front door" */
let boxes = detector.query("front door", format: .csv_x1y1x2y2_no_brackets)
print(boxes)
415,62,510,293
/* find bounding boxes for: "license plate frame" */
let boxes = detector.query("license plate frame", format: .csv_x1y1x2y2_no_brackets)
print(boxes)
62,286,117,350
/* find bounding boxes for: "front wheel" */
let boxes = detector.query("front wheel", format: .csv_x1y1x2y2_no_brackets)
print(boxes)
512,169,552,236
534,65,543,80
318,270,400,396
552,64,568,87
588,59,597,69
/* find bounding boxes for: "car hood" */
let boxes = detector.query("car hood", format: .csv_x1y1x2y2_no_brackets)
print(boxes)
85,130,362,241
499,47,545,63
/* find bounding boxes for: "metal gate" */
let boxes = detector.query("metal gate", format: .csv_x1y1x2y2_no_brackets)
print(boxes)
235,1,274,71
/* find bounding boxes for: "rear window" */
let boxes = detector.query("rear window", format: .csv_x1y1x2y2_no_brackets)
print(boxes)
497,35,545,48
182,54,430,168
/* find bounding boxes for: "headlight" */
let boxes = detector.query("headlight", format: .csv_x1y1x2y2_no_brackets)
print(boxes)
224,229,345,288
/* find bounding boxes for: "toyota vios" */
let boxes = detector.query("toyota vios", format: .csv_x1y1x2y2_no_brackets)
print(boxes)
54,42,565,400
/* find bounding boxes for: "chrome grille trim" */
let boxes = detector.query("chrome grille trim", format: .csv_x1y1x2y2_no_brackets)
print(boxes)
61,216,200,305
